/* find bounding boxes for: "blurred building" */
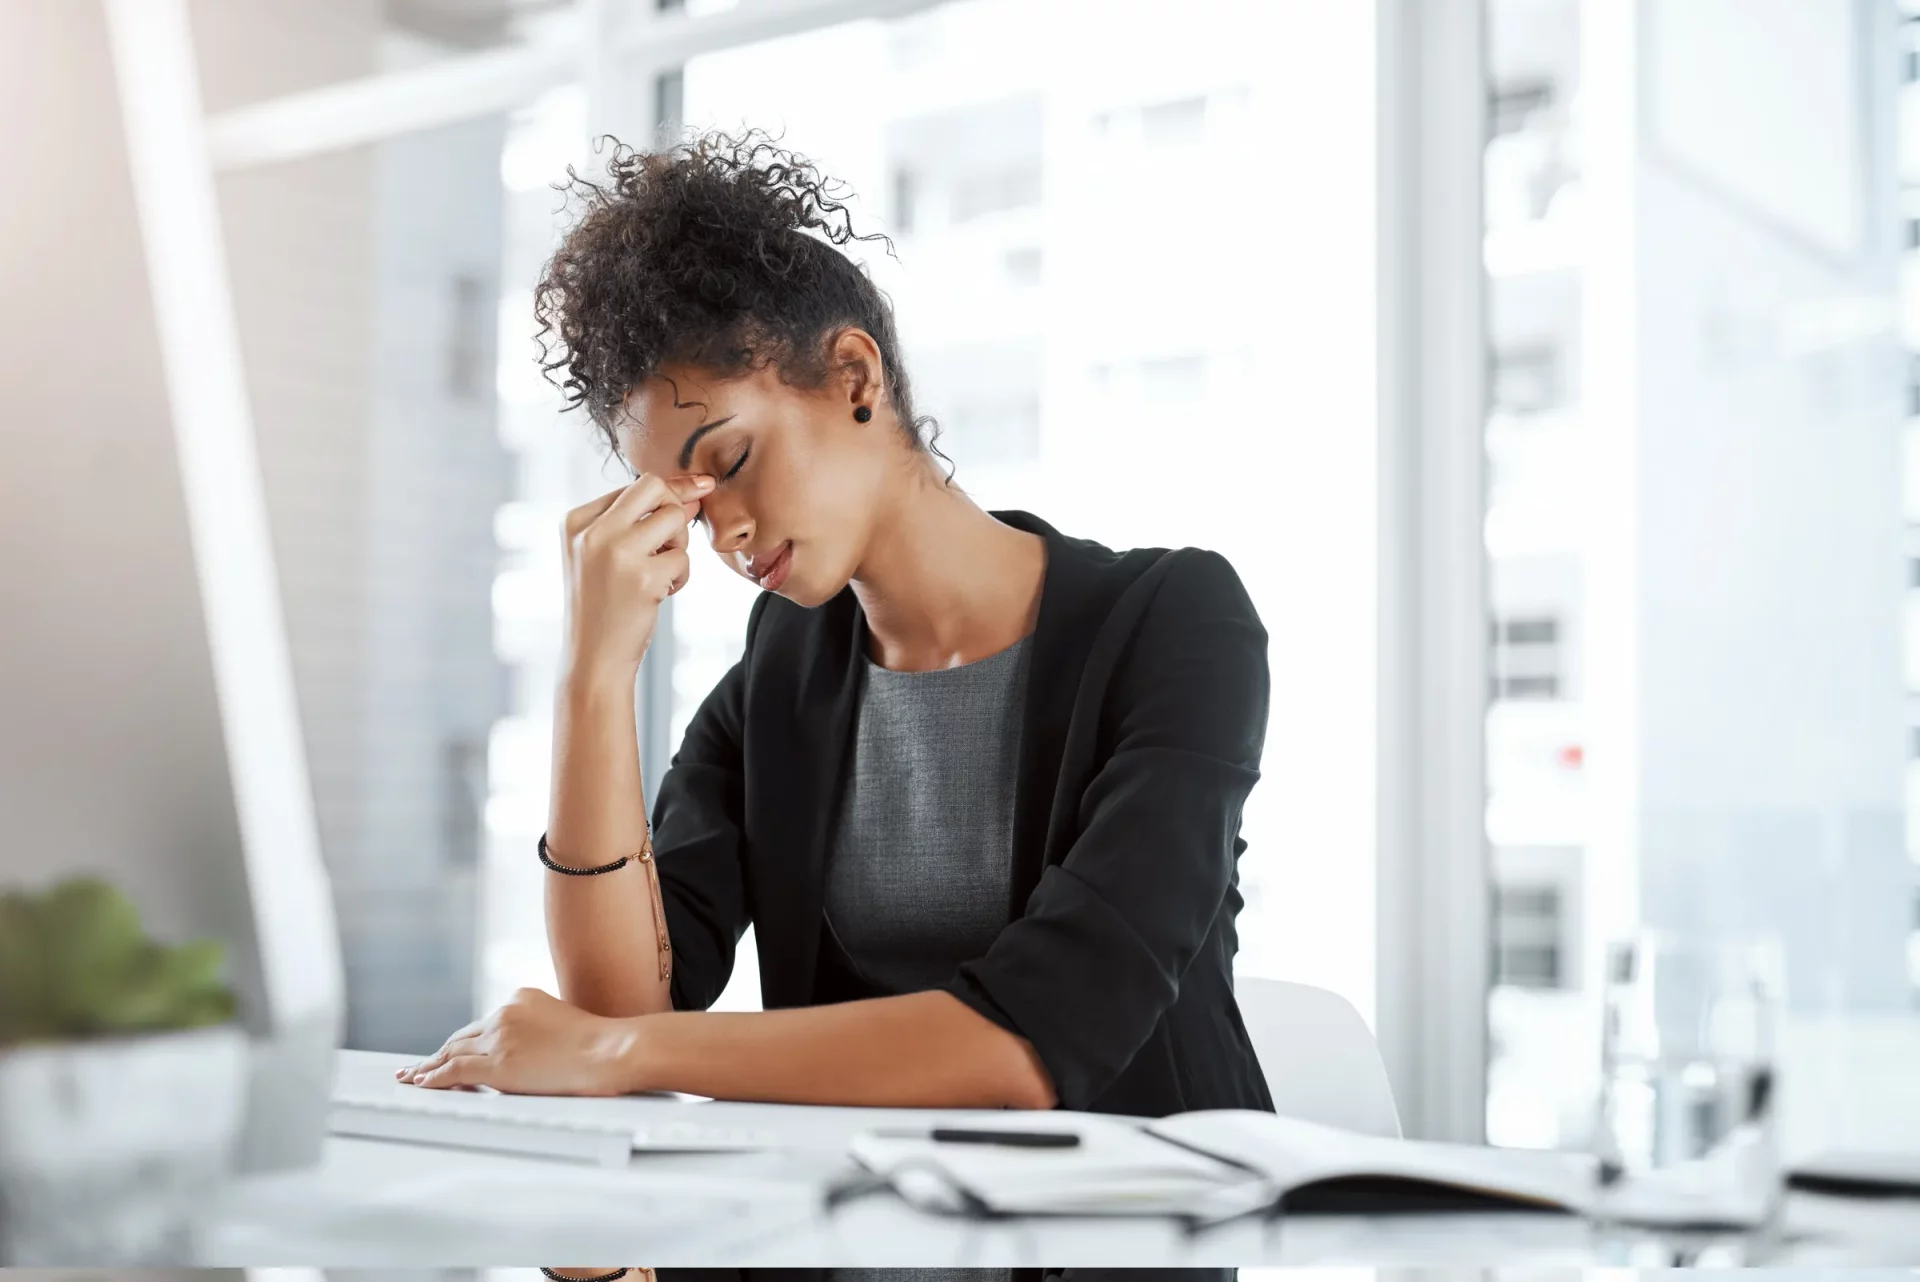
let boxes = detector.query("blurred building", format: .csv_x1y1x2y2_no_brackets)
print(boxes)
190,0,512,1051
1482,0,1919,1149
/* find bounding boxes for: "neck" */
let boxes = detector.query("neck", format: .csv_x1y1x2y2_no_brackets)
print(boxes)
851,457,1046,671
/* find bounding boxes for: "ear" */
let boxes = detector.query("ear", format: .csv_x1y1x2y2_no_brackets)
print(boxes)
827,327,887,411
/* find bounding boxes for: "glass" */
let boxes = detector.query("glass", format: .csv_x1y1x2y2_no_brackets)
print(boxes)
1482,0,1920,1156
212,121,512,1052
480,81,592,1016
1593,933,1786,1235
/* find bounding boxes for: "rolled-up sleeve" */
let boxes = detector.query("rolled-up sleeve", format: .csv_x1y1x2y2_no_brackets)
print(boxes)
653,595,768,1011
943,550,1269,1108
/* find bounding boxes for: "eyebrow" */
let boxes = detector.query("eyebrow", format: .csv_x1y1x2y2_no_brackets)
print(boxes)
677,415,736,470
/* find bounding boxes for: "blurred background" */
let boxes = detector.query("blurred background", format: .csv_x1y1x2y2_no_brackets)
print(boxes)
3,0,1915,1158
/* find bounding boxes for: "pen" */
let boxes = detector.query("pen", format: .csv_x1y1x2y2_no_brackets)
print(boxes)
872,1127,1081,1148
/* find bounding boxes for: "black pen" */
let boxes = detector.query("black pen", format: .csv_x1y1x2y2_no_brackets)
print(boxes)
871,1127,1081,1148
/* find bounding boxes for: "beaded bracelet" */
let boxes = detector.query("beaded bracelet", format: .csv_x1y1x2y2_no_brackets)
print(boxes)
538,1270,630,1282
537,831,673,981
537,831,639,876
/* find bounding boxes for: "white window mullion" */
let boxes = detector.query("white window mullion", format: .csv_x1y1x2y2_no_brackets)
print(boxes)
1373,0,1490,1145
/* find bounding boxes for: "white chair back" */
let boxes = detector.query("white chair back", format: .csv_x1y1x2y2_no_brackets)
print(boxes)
1235,976,1402,1138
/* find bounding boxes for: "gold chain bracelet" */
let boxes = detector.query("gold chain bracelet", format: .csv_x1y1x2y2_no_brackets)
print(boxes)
537,826,672,984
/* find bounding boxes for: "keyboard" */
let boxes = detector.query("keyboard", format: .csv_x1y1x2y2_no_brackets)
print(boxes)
331,1087,781,1167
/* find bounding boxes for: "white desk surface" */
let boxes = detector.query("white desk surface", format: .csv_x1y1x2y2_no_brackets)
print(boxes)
192,1051,1920,1268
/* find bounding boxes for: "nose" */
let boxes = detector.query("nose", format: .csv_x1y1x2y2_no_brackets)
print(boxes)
699,496,753,557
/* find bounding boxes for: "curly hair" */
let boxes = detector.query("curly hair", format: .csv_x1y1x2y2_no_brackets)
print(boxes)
532,128,944,473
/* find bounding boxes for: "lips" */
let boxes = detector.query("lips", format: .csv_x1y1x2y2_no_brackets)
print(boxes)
748,541,793,592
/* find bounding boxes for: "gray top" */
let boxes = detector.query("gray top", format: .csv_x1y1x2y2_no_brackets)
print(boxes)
823,635,1030,994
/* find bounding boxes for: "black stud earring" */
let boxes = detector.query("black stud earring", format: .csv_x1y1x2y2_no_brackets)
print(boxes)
853,405,872,423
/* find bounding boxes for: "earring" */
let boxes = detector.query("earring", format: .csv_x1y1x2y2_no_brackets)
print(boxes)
853,405,873,423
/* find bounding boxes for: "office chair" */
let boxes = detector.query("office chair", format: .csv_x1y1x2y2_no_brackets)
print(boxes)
1235,977,1403,1138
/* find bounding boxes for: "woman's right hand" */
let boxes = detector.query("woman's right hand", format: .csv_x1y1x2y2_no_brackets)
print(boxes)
561,472,714,677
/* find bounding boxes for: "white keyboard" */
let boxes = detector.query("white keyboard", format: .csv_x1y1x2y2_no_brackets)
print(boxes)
331,1088,780,1167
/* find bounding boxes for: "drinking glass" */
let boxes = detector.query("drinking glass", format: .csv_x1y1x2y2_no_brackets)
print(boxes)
1592,932,1786,1242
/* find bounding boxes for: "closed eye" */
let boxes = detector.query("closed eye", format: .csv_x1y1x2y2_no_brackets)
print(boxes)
721,444,751,482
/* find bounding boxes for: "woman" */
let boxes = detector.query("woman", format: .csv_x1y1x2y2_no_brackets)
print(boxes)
399,131,1272,1118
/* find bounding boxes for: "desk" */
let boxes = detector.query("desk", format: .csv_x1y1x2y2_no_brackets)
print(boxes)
193,1052,1920,1268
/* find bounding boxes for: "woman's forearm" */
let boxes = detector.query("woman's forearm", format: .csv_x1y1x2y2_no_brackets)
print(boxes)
623,991,1057,1110
545,660,673,1018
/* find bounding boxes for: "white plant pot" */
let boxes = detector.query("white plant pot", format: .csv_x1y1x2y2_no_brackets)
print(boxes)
0,1024,249,1264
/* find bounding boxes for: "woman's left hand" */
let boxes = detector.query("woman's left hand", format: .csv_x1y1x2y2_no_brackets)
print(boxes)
396,987,641,1095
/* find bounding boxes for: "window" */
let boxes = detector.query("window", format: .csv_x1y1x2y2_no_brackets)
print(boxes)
1490,850,1580,993
448,274,492,401
1003,246,1042,287
1910,888,1920,1001
1490,345,1563,417
1139,95,1208,146
951,165,1043,221
1495,942,1560,987
178,1,520,1051
1488,82,1553,137
1489,613,1564,702
1498,617,1558,646
892,167,918,233
1483,0,1916,1152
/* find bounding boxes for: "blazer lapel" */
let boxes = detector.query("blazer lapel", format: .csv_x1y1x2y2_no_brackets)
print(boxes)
997,510,1107,915
752,589,864,1008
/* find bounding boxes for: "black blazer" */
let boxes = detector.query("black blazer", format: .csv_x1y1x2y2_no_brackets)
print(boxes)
651,510,1274,1117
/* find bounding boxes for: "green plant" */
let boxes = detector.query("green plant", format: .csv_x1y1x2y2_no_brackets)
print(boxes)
0,877,236,1047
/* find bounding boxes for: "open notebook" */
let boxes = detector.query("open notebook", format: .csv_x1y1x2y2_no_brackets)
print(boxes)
848,1110,1593,1222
